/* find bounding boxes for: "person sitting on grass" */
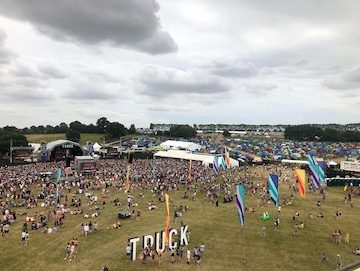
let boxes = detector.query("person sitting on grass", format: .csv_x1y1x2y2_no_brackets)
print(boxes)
111,220,121,229
297,221,304,230
321,252,328,263
246,207,255,214
353,248,360,256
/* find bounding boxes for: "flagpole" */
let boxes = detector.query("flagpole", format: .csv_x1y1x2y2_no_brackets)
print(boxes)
56,168,60,207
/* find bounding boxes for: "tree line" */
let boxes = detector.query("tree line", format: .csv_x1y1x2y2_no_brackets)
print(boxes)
0,118,197,146
285,125,360,142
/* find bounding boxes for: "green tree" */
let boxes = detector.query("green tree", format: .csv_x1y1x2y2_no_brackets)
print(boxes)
96,117,110,133
66,129,81,143
69,121,86,133
169,125,197,138
58,123,69,133
0,130,28,156
105,122,127,139
129,124,136,134
223,129,231,137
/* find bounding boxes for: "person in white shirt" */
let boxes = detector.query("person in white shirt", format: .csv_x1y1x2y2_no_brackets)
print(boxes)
84,224,89,236
199,243,205,255
186,249,191,264
125,244,131,258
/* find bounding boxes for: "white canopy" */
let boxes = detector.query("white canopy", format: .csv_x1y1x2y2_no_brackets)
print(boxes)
154,150,239,167
93,142,102,152
160,140,202,152
328,161,338,166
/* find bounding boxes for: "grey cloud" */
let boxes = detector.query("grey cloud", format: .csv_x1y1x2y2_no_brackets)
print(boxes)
208,61,259,78
139,66,229,98
0,28,6,46
0,28,16,64
11,63,40,78
147,106,171,112
323,66,360,90
0,49,15,64
62,82,120,100
244,82,277,96
0,0,177,54
38,64,67,79
0,86,53,102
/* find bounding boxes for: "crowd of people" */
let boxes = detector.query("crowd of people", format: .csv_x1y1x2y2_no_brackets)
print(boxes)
0,157,360,269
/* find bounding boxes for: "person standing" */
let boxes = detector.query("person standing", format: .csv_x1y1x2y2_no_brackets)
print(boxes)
84,224,89,237
25,231,29,246
21,231,26,246
186,248,191,264
261,226,266,238
199,243,205,257
336,254,342,269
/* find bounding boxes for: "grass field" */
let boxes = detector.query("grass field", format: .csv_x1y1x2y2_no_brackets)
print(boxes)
0,172,359,271
26,134,105,145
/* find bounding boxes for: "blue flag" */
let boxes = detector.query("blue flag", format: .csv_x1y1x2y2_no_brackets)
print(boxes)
268,174,279,206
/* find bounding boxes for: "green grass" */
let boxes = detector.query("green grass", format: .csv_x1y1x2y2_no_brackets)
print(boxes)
26,134,105,145
1,182,359,270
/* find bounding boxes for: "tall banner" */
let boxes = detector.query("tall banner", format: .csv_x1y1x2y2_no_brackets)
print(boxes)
213,156,219,176
224,146,230,168
235,184,245,226
165,193,170,243
125,165,130,191
307,154,326,188
268,174,279,206
41,142,47,162
295,169,306,198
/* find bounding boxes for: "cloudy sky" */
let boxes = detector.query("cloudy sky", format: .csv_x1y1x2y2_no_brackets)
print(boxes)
0,0,360,128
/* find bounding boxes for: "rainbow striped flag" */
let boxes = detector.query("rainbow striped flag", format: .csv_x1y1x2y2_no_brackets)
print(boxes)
307,154,325,189
220,156,227,170
295,169,306,198
213,156,219,175
268,174,279,206
235,184,245,226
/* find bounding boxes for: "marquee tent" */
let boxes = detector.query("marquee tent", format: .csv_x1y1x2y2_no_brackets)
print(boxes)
160,140,202,152
93,142,102,153
154,150,239,167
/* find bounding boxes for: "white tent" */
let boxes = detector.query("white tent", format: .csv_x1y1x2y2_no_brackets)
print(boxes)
93,142,102,153
160,140,202,152
154,150,239,167
328,161,338,166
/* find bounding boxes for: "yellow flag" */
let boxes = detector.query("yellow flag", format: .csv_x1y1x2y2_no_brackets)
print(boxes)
295,169,306,198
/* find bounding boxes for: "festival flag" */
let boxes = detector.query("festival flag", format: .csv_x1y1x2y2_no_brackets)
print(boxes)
125,165,130,191
188,159,192,180
224,146,230,168
235,184,245,226
268,174,279,206
212,156,219,175
220,155,227,170
295,169,306,198
307,154,321,189
164,193,170,243
307,154,326,188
